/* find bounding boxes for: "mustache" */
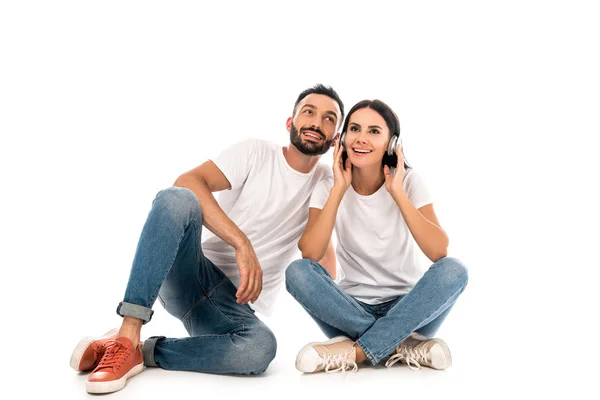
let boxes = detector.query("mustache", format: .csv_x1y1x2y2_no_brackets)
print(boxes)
300,127,325,139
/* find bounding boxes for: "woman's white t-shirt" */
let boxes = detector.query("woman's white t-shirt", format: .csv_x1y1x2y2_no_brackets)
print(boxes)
315,169,434,305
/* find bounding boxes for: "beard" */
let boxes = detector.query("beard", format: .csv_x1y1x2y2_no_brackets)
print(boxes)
289,124,333,156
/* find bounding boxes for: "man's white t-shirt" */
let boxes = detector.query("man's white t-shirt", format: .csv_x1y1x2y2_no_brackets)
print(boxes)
201,138,333,316
314,168,434,305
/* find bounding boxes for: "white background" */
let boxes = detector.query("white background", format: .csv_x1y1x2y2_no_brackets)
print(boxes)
1,1,599,398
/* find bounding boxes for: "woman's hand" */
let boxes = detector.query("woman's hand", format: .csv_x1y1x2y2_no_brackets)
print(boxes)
384,144,406,196
333,138,352,191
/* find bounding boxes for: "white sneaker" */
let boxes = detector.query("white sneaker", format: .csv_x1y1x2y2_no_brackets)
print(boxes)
295,336,358,373
385,332,452,370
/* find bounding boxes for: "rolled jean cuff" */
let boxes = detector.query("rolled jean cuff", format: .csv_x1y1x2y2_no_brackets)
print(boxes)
116,301,154,324
355,339,378,365
142,336,165,367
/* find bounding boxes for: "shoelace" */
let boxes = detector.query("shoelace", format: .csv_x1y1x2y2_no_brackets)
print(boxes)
96,340,131,370
322,351,358,374
385,344,430,371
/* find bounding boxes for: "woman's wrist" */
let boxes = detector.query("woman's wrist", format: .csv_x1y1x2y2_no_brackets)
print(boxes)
331,184,348,199
390,186,408,203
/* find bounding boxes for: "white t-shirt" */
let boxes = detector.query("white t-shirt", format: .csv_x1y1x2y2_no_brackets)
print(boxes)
201,138,333,316
314,169,434,305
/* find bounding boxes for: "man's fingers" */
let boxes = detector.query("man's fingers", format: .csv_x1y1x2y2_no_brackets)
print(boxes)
240,272,256,304
252,272,263,303
236,273,248,301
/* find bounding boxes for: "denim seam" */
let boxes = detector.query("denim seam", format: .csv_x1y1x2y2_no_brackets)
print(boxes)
179,295,209,321
191,218,202,269
371,281,468,362
189,216,247,330
176,216,217,321
203,280,247,330
195,270,247,330
146,222,189,309
355,338,377,365
179,278,228,321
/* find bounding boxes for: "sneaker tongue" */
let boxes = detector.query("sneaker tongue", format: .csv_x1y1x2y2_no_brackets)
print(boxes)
112,336,134,350
94,336,134,373
405,336,427,348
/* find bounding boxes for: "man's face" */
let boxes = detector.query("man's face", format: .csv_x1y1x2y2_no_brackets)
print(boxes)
288,94,342,156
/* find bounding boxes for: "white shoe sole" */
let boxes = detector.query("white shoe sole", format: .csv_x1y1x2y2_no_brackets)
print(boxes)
69,328,118,371
429,338,452,370
295,336,350,372
85,362,145,394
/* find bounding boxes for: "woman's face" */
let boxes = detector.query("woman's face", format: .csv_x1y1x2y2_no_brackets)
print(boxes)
344,108,391,168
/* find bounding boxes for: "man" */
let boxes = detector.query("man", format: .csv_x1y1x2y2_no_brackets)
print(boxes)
69,84,344,394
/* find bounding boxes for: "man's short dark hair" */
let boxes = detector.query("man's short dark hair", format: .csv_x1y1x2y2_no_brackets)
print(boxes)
293,84,344,121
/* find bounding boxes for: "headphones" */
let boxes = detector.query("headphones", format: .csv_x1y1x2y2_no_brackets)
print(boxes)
340,128,401,156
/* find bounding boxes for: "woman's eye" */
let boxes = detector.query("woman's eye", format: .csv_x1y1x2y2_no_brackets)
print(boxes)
350,126,359,132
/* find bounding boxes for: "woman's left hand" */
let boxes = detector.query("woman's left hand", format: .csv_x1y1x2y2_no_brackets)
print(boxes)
384,144,405,195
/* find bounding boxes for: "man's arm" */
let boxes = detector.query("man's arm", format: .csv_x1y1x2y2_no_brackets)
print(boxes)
174,161,262,304
174,161,244,248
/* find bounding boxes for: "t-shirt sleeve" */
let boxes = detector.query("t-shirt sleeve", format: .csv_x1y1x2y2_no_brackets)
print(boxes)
403,169,434,209
309,171,334,210
209,139,258,190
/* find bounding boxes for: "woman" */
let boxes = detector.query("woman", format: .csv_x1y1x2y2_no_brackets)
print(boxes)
285,99,468,374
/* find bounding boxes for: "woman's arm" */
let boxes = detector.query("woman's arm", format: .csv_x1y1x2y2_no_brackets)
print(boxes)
384,145,449,262
391,192,449,262
299,139,351,264
298,187,345,261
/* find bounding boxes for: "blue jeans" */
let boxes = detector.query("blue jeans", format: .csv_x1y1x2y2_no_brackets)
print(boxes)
116,187,277,374
285,257,468,365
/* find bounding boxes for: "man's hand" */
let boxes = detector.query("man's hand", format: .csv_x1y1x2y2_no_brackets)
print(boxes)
235,242,263,304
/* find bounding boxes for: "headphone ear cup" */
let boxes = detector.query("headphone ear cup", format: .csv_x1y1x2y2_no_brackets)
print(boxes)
387,135,398,156
340,131,347,150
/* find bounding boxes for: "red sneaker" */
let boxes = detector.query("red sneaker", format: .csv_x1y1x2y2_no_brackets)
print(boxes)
86,337,144,394
69,328,118,372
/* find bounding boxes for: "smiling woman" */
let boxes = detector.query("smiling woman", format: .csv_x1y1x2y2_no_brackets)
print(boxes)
340,99,410,173
286,98,468,374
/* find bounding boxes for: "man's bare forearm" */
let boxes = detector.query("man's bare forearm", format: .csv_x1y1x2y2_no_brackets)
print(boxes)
174,176,249,249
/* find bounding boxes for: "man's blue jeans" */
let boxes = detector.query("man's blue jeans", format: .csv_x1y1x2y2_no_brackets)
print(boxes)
115,187,276,374
285,257,468,365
